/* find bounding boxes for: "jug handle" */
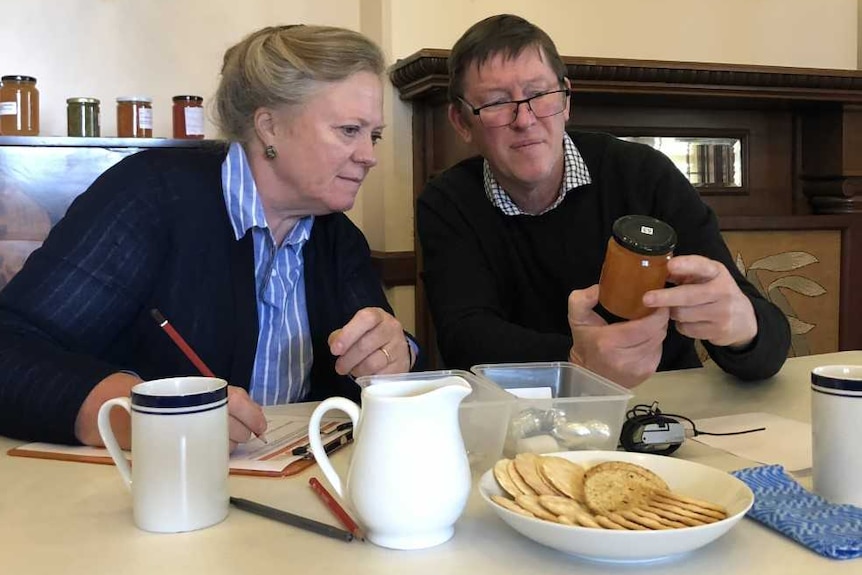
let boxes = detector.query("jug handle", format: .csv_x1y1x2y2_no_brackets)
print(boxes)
308,397,360,498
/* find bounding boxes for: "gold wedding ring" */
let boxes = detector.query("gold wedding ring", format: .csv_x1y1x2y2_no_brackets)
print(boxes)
379,347,392,364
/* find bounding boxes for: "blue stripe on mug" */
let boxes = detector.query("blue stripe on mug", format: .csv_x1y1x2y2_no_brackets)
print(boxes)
132,386,228,409
811,366,862,394
132,398,228,416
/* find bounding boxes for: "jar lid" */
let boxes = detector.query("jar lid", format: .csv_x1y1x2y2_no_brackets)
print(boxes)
116,96,152,103
2,75,36,82
172,95,203,102
67,97,100,104
611,215,677,255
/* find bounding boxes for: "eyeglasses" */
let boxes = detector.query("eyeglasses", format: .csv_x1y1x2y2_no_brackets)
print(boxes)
459,89,570,128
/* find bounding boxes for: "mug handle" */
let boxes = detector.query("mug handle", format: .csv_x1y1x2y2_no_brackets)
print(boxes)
308,397,360,498
97,397,133,490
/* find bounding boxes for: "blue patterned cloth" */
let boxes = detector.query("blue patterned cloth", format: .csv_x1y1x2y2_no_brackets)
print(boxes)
732,465,862,559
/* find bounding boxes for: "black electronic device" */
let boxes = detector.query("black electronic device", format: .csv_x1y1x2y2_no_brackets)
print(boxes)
619,403,686,455
619,402,766,456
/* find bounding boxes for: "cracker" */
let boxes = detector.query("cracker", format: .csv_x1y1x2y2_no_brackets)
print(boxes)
605,511,648,530
538,494,586,517
583,461,668,514
648,500,720,524
539,456,586,502
506,459,536,496
642,504,706,526
652,491,727,519
629,507,687,529
515,494,560,522
594,515,626,530
491,495,534,518
618,509,671,530
556,514,577,526
514,453,558,496
493,459,521,498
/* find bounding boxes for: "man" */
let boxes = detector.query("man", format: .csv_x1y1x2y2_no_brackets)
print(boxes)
416,14,790,387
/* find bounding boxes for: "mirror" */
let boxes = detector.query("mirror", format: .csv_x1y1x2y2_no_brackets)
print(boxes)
619,136,742,189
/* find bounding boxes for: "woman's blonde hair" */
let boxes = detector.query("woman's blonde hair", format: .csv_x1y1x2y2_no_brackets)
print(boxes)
215,24,386,142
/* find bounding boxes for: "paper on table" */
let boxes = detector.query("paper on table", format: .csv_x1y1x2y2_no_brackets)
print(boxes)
7,414,351,477
506,387,554,399
690,412,812,472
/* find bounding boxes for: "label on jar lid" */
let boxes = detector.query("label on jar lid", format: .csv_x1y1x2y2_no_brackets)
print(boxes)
0,102,17,116
612,215,676,256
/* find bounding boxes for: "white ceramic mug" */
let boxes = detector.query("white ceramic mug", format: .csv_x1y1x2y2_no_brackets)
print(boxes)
811,365,862,506
97,376,230,533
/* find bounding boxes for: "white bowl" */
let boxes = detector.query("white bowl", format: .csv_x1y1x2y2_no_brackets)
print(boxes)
478,450,754,563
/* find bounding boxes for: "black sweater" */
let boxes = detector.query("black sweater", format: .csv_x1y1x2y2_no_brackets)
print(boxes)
417,130,790,380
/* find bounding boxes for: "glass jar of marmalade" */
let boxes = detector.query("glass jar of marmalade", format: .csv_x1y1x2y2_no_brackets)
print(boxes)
0,75,40,136
172,95,204,139
598,215,677,320
116,96,153,138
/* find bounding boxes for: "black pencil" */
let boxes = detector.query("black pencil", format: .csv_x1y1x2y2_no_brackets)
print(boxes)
230,497,354,542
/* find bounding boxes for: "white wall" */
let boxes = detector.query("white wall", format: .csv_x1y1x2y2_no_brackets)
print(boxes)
390,0,858,70
0,0,362,138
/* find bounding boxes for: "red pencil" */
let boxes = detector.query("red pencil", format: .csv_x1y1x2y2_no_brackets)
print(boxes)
149,309,216,376
149,308,268,443
309,476,365,541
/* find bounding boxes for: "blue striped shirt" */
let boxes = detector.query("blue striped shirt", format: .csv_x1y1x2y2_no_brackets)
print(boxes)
221,142,314,404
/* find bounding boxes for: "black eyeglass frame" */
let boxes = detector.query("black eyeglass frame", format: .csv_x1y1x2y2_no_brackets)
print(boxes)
458,88,571,128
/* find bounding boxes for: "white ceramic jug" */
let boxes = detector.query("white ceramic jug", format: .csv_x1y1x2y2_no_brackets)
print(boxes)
308,376,472,550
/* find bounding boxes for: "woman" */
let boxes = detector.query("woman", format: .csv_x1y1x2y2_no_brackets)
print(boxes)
0,25,417,450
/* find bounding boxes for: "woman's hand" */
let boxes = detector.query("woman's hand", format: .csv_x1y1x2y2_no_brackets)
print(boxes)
328,307,411,378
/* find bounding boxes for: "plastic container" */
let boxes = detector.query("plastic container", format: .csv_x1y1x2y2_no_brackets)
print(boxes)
355,370,515,476
116,96,153,138
172,95,204,139
598,214,676,320
470,362,633,457
0,75,39,136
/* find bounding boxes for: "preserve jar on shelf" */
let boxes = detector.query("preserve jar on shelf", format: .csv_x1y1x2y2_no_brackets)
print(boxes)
116,96,153,138
598,214,677,320
0,75,40,136
172,95,204,139
67,97,100,137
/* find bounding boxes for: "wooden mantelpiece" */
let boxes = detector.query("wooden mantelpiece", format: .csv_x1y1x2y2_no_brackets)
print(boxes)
389,50,862,366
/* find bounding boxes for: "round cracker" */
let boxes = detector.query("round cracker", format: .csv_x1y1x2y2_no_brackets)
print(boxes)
506,459,536,495
493,459,521,498
515,494,559,522
617,509,671,530
539,456,585,502
652,491,727,519
583,461,668,514
594,515,626,530
514,453,558,496
491,495,534,518
642,504,706,526
605,511,648,530
629,507,686,529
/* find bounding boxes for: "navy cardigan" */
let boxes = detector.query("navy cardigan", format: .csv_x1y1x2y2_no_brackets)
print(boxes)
0,145,406,444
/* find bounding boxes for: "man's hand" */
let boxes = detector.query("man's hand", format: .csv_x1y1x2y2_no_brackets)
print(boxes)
643,255,757,349
329,307,410,378
568,285,669,388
